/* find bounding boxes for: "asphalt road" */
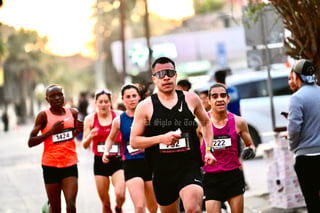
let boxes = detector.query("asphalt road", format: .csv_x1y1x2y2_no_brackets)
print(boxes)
0,123,307,213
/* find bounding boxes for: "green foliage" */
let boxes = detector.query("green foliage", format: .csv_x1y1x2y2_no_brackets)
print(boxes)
243,2,268,28
246,1,320,80
1,26,95,121
0,38,6,60
194,0,224,14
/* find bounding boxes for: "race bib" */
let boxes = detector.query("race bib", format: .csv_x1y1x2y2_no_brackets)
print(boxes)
97,142,106,153
159,132,190,153
98,142,121,156
52,128,74,144
212,135,232,149
127,145,143,156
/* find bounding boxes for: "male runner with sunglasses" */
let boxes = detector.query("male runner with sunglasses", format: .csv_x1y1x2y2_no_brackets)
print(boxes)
130,56,216,213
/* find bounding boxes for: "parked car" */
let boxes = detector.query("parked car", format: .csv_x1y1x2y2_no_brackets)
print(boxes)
194,68,292,147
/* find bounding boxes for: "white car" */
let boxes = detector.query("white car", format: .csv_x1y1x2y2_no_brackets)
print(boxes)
194,68,292,147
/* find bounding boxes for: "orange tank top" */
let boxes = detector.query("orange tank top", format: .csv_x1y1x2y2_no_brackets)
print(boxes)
41,107,78,167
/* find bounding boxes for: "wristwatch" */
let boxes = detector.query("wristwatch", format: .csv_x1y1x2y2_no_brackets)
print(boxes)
206,146,214,153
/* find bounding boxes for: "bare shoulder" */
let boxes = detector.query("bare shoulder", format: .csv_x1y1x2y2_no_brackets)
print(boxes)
184,91,200,102
234,114,247,126
113,109,123,116
136,96,153,117
68,107,78,117
68,107,78,113
184,91,201,110
84,112,94,125
36,110,47,118
34,110,47,124
112,115,121,128
138,96,152,108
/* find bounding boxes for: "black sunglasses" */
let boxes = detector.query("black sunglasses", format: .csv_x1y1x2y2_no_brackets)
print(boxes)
152,69,176,79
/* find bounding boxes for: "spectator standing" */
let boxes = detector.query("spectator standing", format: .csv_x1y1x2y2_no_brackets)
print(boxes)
130,56,216,213
28,84,83,213
287,59,320,213
288,71,299,92
76,92,89,141
2,109,9,132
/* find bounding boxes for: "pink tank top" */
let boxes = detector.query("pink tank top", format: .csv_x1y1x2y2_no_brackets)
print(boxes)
92,110,122,156
201,112,241,173
41,107,78,168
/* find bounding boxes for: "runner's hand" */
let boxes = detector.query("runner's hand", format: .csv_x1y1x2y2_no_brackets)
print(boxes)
241,147,256,160
102,152,110,164
161,131,181,146
204,152,217,166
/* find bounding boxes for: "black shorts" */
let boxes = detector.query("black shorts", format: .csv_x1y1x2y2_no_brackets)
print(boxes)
94,155,123,176
203,168,245,202
152,166,203,206
42,164,78,184
123,158,152,181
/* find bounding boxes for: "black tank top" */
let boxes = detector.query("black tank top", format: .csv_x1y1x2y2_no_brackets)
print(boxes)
145,90,202,174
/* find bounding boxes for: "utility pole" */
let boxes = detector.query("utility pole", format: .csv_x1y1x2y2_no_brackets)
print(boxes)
119,0,126,84
95,0,106,89
261,9,276,131
144,0,152,79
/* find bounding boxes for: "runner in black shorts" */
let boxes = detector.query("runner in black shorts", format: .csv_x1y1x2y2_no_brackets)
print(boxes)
123,159,152,181
28,84,83,213
130,57,216,212
103,84,158,213
201,83,256,212
43,164,78,184
152,164,203,206
82,88,125,213
94,155,123,176
203,168,245,202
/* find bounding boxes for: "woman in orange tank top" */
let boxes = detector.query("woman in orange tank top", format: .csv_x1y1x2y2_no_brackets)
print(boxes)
28,84,83,213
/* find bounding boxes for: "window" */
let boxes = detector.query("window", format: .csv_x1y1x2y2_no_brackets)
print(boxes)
235,76,291,99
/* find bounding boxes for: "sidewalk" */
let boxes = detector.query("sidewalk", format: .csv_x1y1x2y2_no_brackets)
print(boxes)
243,143,307,213
244,193,307,213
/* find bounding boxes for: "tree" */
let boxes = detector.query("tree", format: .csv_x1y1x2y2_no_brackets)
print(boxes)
3,29,46,123
194,0,224,14
247,1,320,75
95,0,188,90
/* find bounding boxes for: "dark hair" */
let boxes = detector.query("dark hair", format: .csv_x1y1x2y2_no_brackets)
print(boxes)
121,84,141,98
214,70,227,84
208,83,228,99
151,57,175,70
177,79,192,91
46,84,63,97
95,89,112,101
199,90,209,96
214,68,231,84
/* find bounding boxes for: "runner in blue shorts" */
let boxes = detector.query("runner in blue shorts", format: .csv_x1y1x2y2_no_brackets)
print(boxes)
103,84,158,213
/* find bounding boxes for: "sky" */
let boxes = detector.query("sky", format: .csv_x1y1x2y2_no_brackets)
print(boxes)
0,0,194,58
